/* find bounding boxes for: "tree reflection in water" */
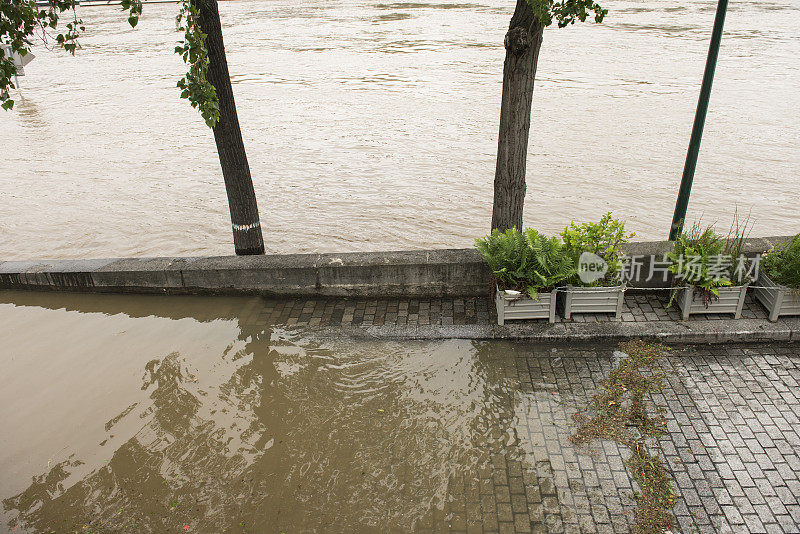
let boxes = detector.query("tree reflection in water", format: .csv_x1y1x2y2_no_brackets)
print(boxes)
2,293,542,532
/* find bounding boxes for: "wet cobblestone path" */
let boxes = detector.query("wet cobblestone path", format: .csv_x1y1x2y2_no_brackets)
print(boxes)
423,343,800,534
243,292,770,327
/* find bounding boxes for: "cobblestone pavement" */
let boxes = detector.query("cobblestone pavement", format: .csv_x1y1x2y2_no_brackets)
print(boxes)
243,291,770,327
418,342,800,534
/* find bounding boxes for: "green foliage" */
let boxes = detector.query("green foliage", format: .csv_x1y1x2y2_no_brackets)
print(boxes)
667,217,755,306
1,0,80,109
524,228,577,294
475,227,576,298
0,0,141,109
561,212,633,286
475,227,531,289
667,224,731,302
1,0,219,128
120,0,142,28
525,0,608,28
175,0,219,128
722,207,753,272
762,234,800,289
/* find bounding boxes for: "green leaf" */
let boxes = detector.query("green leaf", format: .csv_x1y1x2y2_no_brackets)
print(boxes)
173,0,219,128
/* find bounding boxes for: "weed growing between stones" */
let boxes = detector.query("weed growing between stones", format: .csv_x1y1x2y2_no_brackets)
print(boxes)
570,340,676,534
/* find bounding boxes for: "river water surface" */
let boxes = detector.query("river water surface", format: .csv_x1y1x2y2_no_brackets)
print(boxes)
1,0,798,259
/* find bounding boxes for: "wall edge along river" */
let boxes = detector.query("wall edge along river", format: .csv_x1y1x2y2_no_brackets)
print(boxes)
0,236,791,298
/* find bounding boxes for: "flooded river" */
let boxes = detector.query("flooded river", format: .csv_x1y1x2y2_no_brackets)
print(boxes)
1,0,798,259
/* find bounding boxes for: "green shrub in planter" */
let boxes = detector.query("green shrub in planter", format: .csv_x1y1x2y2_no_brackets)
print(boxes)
667,221,752,319
755,233,800,321
474,227,530,292
476,228,576,324
561,212,632,287
668,224,731,301
559,213,632,319
761,234,800,290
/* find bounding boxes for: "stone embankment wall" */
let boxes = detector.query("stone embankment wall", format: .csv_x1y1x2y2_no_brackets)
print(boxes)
0,237,790,297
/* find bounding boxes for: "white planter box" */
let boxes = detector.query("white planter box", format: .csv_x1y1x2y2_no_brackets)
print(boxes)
562,284,626,320
753,272,800,322
675,283,749,320
495,287,557,325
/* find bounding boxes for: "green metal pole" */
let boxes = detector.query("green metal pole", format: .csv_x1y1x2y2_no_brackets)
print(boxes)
669,0,729,241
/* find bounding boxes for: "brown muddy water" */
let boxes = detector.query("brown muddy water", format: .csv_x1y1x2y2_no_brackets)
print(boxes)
0,290,628,533
1,0,799,260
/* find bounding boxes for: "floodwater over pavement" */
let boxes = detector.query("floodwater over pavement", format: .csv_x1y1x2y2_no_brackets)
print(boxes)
2,291,800,533
1,0,799,260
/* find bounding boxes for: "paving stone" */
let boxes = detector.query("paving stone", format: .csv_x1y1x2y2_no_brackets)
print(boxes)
253,291,776,329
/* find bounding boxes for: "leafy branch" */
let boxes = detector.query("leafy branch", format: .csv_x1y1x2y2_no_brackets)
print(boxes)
525,0,608,28
174,0,219,127
2,0,218,129
0,0,140,110
120,0,142,29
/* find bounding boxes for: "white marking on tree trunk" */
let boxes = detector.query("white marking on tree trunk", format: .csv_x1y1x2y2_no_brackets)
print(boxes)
232,222,261,231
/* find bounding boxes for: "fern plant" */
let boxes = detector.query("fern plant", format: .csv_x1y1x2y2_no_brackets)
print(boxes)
561,212,633,286
524,229,577,296
474,227,532,290
475,227,575,299
762,234,800,289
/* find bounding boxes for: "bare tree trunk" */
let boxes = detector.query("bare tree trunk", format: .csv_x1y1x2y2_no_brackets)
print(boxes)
491,0,543,232
194,0,264,255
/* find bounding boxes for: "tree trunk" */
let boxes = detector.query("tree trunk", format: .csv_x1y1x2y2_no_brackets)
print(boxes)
194,0,264,255
491,0,544,232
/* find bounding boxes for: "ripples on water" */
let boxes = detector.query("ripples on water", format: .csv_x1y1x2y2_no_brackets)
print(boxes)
0,291,616,531
0,0,798,260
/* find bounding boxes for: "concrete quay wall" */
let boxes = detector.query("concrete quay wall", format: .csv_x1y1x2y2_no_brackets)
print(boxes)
0,236,790,297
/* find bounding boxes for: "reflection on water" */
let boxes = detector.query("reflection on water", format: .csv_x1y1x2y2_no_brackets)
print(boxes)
0,0,799,260
0,293,505,531
0,292,632,533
